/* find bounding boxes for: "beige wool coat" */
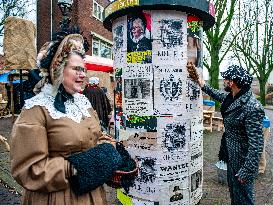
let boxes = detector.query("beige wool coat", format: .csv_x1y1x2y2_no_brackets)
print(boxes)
10,104,107,205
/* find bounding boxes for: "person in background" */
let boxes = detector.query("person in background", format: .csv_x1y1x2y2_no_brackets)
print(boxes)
10,33,121,205
83,77,112,130
188,64,264,205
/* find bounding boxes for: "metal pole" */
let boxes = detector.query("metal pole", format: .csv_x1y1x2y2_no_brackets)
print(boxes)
20,69,23,109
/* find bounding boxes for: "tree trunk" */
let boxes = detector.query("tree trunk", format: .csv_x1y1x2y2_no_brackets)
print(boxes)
208,50,221,108
259,80,266,106
208,48,221,89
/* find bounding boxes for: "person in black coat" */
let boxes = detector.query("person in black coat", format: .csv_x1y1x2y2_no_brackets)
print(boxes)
83,77,112,130
189,64,264,205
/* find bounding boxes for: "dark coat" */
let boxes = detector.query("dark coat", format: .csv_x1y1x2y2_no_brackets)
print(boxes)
127,36,152,52
83,85,112,128
203,84,265,182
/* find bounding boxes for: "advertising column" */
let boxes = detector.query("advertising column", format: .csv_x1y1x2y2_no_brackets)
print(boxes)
104,1,215,204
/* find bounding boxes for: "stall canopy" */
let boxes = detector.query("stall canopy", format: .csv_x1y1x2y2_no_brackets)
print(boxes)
84,55,113,73
0,70,21,84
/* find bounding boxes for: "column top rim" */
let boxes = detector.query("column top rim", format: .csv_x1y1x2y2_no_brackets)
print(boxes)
103,0,215,31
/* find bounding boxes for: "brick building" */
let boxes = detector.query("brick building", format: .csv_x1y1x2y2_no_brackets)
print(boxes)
37,0,112,57
37,0,114,99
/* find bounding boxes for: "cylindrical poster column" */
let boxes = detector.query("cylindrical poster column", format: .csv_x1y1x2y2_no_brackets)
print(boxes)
104,1,215,204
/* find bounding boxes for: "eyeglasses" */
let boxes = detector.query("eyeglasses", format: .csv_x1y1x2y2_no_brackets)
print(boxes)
71,66,87,74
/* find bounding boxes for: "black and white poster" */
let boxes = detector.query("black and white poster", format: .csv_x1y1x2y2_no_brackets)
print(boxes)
152,10,187,64
190,151,203,174
190,169,203,205
157,117,190,152
158,177,190,204
125,131,158,153
156,150,189,165
123,78,152,115
123,64,153,115
113,17,127,66
154,64,187,115
191,117,203,142
128,155,160,201
190,140,203,158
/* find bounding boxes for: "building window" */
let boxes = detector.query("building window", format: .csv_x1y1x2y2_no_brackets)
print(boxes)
93,0,103,21
92,37,112,59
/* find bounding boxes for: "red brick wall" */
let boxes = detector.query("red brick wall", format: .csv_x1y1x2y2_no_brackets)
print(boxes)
37,0,52,51
37,0,113,55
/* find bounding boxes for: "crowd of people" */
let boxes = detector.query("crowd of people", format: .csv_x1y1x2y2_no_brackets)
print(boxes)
6,15,268,205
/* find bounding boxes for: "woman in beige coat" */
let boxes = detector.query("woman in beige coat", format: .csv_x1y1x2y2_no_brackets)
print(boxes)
10,34,120,205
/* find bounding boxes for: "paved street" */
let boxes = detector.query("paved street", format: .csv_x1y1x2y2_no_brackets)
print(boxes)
0,108,272,205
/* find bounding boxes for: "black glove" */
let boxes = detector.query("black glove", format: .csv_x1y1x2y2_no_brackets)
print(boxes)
68,143,122,195
107,142,137,193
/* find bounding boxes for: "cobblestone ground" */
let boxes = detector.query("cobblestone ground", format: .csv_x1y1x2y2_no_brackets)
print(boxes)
0,109,273,205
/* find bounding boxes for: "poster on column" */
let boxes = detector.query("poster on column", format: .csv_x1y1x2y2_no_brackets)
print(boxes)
190,169,203,205
128,153,160,201
113,16,127,66
191,117,203,142
132,198,159,205
153,64,187,115
157,117,191,152
190,150,203,174
158,176,190,205
190,139,203,157
127,11,152,64
152,10,187,64
183,76,202,115
124,131,159,154
123,63,153,115
187,15,203,68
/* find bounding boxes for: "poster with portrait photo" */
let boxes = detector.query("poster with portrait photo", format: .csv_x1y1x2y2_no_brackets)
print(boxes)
127,11,152,64
123,78,153,115
190,169,203,205
187,16,203,68
157,176,190,205
152,10,187,64
153,64,187,115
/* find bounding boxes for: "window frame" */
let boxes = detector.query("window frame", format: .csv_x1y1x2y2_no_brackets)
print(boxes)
92,37,113,59
92,0,104,21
